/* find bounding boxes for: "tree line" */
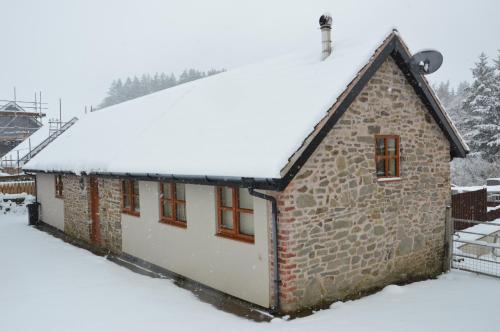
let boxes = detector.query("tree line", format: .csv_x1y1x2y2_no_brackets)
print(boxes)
435,51,500,185
99,68,225,108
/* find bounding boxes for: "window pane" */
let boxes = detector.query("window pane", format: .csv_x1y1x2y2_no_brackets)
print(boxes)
163,201,172,218
220,187,233,207
176,183,186,201
388,159,397,176
176,203,187,222
134,194,140,211
238,188,253,210
133,181,140,211
239,212,254,236
376,159,386,176
162,182,172,199
133,181,139,196
123,194,130,208
387,138,397,158
122,181,130,208
221,210,233,229
376,138,385,156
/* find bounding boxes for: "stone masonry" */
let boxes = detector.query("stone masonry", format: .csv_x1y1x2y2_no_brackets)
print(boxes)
63,175,122,253
95,177,122,253
63,175,91,243
276,57,451,313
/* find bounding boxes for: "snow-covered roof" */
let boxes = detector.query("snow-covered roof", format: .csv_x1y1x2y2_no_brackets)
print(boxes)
24,27,467,183
0,101,25,113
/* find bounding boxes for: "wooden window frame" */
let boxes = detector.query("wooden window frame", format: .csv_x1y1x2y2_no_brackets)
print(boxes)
216,186,254,244
121,179,140,216
375,135,400,178
159,182,187,228
55,174,63,198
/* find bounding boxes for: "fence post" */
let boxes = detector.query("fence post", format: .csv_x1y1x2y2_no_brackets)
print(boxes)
443,206,453,272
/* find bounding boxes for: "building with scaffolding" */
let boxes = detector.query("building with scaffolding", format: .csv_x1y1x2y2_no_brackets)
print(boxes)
0,99,46,157
0,95,78,174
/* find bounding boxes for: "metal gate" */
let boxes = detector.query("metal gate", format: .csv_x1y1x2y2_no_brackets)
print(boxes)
451,218,500,278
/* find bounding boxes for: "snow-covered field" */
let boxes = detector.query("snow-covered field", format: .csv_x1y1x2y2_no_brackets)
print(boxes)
1,210,500,332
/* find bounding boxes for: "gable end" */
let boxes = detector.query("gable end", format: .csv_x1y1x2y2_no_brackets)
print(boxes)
278,33,468,191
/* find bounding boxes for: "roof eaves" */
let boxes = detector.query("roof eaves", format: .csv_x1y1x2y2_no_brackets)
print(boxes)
23,169,283,190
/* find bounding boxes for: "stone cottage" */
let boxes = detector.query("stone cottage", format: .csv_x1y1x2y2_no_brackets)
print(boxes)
24,16,468,314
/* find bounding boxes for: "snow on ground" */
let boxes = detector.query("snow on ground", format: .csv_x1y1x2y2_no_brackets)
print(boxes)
1,210,500,332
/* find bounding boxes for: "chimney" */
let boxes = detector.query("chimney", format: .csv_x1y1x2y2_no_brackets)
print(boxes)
319,14,332,60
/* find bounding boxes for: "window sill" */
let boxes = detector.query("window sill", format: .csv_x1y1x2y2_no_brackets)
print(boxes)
159,218,187,229
122,209,140,217
55,195,64,199
216,232,254,244
377,177,402,183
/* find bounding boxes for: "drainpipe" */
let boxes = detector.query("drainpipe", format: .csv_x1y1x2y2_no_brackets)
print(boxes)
248,188,280,313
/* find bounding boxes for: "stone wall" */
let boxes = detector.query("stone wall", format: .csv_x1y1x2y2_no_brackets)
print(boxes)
62,175,122,253
276,57,451,313
63,175,91,243
96,177,122,253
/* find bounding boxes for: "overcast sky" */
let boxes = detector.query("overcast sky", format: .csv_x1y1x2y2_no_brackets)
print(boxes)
1,0,499,120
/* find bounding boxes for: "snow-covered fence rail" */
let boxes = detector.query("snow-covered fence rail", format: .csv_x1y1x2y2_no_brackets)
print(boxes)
452,218,500,278
0,175,35,196
487,204,500,221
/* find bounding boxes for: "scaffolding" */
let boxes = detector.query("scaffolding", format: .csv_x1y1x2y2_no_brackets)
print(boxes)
0,91,80,174
0,92,47,158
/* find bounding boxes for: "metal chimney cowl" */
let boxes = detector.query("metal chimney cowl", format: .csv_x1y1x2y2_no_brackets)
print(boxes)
319,14,332,60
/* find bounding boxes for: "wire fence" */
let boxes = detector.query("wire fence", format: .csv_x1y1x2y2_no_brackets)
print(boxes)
452,218,500,278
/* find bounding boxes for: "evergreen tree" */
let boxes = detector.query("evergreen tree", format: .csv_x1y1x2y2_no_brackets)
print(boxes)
462,53,500,161
99,68,224,108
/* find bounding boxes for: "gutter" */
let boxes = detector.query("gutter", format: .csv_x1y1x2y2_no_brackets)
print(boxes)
23,169,282,191
248,188,280,313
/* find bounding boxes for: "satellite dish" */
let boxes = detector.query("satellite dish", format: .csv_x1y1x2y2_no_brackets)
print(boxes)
409,50,443,75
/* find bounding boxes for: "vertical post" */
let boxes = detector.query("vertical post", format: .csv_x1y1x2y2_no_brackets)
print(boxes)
59,98,62,130
13,87,17,102
443,206,453,272
39,91,42,116
16,150,20,175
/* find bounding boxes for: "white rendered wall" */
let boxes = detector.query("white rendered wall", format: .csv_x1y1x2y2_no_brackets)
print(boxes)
36,174,64,231
121,181,271,308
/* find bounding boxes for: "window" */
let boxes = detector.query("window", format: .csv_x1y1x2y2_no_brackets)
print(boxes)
375,135,400,178
122,179,140,216
55,175,63,198
159,182,187,228
216,186,254,243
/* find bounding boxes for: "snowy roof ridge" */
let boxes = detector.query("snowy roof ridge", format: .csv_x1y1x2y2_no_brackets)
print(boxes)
23,26,468,184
